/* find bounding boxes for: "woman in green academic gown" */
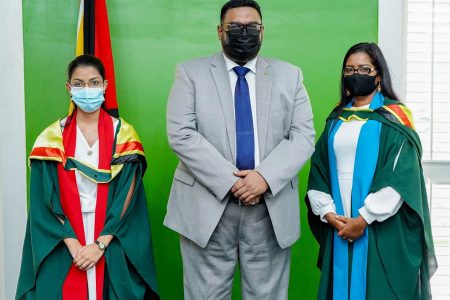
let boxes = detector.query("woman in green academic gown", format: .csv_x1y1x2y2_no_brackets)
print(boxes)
306,43,436,300
16,55,159,300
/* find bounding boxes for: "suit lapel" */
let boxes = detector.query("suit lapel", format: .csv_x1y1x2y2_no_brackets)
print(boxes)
210,53,236,160
255,57,273,159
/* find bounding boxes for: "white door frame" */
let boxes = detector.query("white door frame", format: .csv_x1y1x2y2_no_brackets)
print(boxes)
378,0,450,181
0,1,27,299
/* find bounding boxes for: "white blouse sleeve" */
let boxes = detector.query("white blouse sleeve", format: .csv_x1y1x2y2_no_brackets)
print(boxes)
307,190,336,223
358,140,405,225
358,187,404,224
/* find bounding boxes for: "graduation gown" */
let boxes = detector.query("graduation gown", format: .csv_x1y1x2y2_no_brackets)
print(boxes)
16,115,159,300
306,99,437,300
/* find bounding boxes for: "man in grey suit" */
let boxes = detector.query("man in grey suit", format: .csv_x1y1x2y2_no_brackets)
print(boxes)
165,0,315,299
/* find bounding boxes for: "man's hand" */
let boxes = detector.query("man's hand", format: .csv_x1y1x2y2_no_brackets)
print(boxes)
242,195,262,206
324,213,345,231
74,243,104,271
231,170,269,205
336,215,368,242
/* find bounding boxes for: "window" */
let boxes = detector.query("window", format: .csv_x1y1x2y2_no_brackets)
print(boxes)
406,0,450,298
406,0,450,161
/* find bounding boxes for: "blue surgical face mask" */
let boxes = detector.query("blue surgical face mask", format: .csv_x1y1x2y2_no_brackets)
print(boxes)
70,87,105,113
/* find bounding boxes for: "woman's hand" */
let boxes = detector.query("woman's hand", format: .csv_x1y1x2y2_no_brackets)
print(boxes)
324,212,346,231
64,238,82,260
73,244,104,271
336,215,368,242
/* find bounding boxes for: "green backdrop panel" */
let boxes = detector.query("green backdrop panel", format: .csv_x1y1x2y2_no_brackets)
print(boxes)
23,0,377,299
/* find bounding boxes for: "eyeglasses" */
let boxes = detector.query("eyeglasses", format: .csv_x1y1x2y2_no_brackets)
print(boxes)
222,23,263,36
69,79,104,88
343,65,376,76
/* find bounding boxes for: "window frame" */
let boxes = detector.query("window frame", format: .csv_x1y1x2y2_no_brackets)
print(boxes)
379,1,450,297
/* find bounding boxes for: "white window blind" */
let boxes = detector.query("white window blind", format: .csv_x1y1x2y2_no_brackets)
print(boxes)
407,0,450,161
406,0,450,298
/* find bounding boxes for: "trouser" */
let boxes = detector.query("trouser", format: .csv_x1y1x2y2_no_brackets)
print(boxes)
180,201,291,300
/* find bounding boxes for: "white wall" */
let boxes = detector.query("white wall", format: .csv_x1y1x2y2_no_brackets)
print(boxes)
0,0,27,299
378,0,406,100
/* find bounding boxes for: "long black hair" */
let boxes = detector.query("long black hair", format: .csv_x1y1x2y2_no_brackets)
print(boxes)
339,43,399,108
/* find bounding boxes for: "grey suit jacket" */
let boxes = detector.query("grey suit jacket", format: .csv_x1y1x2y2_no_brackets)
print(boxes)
164,52,315,249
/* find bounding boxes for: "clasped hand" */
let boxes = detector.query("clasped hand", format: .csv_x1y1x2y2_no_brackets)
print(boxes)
231,170,268,206
66,238,104,271
325,213,368,242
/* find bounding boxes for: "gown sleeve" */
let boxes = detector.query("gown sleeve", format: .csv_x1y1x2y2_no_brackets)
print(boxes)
16,160,76,299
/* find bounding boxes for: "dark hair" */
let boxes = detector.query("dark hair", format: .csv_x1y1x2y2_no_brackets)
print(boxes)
339,42,399,109
220,0,262,22
67,54,105,81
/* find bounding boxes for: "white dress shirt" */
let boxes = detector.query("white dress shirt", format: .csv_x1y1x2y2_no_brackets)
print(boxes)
308,105,404,224
223,54,260,167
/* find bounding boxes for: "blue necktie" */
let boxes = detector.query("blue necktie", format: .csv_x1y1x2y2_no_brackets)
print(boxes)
233,66,255,170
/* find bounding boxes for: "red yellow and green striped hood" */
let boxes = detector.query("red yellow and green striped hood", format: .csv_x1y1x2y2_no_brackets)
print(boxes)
330,99,415,130
376,102,415,130
29,118,146,183
328,98,422,158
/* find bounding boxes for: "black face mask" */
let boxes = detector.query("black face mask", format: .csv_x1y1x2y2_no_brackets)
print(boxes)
344,74,378,97
222,30,261,64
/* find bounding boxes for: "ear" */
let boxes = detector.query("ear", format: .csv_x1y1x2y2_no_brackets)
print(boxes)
259,25,264,43
65,82,72,94
376,75,381,85
217,24,223,40
103,80,108,93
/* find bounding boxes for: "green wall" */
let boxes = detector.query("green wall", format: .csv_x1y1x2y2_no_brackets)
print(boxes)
23,0,377,298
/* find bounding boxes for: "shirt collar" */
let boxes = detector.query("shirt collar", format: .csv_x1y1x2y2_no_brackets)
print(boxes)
223,53,257,74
